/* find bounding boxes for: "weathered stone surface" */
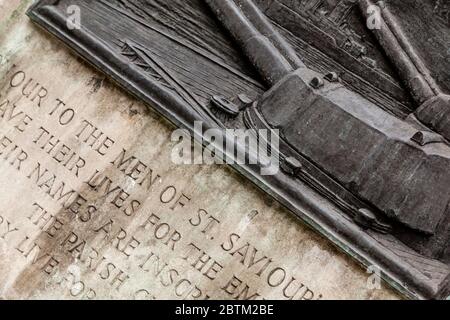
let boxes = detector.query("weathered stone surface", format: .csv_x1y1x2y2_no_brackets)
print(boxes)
0,1,399,299
0,0,23,23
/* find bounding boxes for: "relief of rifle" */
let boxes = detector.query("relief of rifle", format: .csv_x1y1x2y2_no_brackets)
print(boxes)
204,0,304,86
359,0,450,140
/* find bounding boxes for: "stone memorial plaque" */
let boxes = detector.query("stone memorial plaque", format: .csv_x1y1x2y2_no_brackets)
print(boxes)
0,0,401,300
1,0,449,300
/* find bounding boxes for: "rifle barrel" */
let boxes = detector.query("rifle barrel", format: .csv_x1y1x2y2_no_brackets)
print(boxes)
205,0,296,85
358,0,439,105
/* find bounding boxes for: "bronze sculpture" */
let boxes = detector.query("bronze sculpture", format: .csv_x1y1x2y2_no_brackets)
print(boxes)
27,0,450,299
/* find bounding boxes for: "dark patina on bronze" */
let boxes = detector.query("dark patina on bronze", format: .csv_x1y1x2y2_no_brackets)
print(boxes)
27,0,450,299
